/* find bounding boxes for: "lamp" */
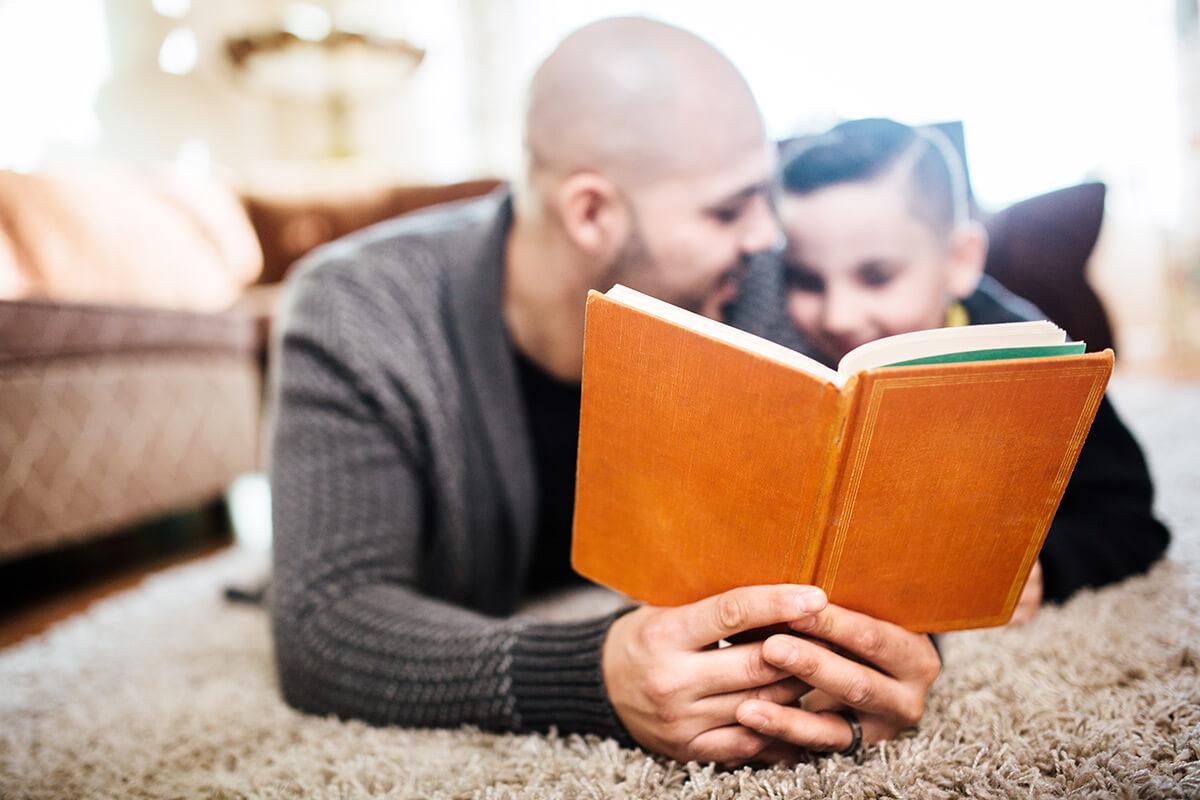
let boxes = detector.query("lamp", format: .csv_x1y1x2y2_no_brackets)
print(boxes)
224,7,424,158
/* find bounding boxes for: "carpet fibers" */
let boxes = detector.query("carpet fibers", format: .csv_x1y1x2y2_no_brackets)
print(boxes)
1,380,1198,799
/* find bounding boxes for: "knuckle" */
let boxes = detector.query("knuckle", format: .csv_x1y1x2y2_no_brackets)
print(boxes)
770,588,796,620
794,652,821,679
844,676,873,707
644,668,683,701
809,610,834,637
716,592,748,632
745,649,776,684
653,704,680,727
638,615,670,648
856,627,885,660
921,648,942,683
901,696,925,727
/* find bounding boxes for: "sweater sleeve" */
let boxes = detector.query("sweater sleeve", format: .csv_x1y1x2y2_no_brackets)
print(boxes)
1038,395,1170,603
268,268,634,744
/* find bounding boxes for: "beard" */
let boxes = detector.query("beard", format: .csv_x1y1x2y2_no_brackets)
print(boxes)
603,215,733,317
605,213,652,287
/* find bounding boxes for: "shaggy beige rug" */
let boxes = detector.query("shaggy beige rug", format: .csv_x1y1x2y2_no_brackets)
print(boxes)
2,379,1198,799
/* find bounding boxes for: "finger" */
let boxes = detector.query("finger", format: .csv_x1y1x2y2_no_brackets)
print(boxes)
760,634,919,723
724,622,793,645
736,701,857,753
684,724,773,765
1009,597,1038,626
692,677,810,726
1019,572,1039,604
749,740,806,766
1008,606,1032,626
1027,563,1043,605
801,688,840,713
673,585,827,649
688,642,791,696
787,603,940,682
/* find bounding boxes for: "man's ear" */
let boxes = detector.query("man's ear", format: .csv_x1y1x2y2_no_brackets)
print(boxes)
946,221,989,300
553,172,632,260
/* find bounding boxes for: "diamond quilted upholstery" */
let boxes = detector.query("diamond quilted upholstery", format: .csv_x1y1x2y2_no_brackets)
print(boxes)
0,300,261,561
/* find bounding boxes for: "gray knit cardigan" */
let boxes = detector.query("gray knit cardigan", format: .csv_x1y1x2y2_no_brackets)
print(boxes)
269,193,633,741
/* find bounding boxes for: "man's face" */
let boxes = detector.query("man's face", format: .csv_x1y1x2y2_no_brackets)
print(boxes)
608,144,781,321
778,179,957,364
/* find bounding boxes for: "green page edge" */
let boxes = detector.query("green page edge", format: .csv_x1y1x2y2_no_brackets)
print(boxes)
886,342,1086,367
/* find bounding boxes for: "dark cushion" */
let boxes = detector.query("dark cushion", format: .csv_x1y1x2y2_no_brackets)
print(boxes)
982,182,1114,353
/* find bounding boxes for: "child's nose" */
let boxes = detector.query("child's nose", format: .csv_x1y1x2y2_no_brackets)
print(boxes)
821,288,864,336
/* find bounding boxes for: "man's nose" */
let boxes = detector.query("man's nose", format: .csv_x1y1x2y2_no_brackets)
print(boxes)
739,194,783,255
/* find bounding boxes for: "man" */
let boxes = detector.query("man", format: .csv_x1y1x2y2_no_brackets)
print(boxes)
270,18,940,766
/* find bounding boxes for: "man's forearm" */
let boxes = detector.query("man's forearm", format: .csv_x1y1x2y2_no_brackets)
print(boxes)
272,581,634,742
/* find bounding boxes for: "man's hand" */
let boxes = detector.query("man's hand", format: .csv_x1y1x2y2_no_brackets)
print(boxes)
1008,560,1043,626
602,584,826,764
733,604,941,757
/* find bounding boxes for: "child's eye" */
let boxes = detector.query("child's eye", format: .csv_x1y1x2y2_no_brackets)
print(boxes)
783,263,824,293
858,262,896,288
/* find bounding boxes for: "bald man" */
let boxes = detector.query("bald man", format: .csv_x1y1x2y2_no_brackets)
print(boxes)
270,18,939,766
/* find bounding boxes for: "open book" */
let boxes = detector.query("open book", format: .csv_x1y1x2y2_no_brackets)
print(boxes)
571,285,1111,632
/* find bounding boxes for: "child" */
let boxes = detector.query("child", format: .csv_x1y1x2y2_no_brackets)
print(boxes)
736,118,1169,621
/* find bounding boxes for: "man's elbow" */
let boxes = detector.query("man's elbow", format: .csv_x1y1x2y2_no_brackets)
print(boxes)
270,607,412,727
271,608,339,719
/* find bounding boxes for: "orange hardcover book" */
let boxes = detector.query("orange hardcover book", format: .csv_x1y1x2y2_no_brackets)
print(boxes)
571,285,1112,632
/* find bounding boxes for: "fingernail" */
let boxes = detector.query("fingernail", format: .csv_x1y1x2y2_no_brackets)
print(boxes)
793,588,825,614
739,710,768,731
790,615,815,631
765,639,798,667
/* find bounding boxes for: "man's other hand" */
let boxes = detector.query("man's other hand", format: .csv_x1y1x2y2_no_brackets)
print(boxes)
734,604,941,758
1008,560,1043,626
601,584,826,765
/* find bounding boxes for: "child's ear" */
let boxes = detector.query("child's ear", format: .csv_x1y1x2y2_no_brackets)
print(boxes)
947,221,988,300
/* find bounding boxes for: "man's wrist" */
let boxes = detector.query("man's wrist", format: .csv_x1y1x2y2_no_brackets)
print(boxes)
509,605,638,746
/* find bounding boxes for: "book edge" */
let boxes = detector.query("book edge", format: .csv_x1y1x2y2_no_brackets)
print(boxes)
600,286,846,387
837,320,1066,375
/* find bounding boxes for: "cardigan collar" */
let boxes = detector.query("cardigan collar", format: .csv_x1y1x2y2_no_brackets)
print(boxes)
445,192,538,576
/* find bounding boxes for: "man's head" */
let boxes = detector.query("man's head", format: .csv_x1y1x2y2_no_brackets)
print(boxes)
516,17,779,320
776,118,988,362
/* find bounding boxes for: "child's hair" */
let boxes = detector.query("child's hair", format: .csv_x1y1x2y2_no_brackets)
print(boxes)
780,118,969,237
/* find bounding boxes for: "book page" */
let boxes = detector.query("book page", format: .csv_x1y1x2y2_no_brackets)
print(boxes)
606,285,845,386
836,321,1066,376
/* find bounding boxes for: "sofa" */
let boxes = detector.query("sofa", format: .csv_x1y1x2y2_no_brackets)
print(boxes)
0,167,498,562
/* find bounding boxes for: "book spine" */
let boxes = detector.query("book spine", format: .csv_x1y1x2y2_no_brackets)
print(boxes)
808,377,860,588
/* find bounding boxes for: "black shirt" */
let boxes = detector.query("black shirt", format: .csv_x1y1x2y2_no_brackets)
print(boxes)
515,348,586,595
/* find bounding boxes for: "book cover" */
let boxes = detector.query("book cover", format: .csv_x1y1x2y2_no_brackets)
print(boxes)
571,289,1112,632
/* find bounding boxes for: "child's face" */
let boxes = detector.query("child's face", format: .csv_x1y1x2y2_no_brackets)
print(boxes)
778,178,985,363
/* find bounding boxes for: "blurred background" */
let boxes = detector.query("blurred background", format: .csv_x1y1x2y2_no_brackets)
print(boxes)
1,0,1198,642
2,0,1198,365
